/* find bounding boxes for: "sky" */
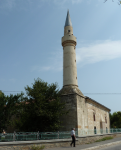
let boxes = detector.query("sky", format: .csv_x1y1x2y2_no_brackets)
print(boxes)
0,0,121,113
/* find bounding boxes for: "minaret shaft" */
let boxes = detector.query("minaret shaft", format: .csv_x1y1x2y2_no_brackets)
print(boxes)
63,44,78,86
62,11,78,87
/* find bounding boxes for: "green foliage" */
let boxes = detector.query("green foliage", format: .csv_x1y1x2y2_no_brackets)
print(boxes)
0,91,6,131
0,91,26,132
110,111,121,128
31,145,45,150
96,136,113,142
13,78,68,132
0,78,67,132
104,0,121,5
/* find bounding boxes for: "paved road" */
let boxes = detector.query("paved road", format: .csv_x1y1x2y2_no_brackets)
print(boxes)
100,143,121,150
46,137,121,150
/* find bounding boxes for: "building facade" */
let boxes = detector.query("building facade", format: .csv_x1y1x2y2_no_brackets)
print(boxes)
60,11,110,136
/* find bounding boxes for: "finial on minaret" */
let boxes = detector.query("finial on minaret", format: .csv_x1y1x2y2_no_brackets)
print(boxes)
65,10,72,27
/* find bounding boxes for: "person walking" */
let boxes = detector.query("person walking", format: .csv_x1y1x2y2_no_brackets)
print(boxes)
1,129,6,142
2,130,6,134
70,128,76,147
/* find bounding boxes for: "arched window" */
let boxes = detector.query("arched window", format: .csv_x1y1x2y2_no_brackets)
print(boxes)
93,112,96,121
105,116,107,123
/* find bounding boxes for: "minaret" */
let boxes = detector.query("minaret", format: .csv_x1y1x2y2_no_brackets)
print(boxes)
62,10,78,87
60,11,88,136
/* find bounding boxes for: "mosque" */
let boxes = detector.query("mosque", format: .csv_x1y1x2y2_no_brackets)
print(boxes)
60,11,110,136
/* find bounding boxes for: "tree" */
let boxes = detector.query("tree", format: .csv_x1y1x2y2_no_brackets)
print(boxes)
0,91,25,132
104,0,121,5
13,78,68,132
110,111,121,128
0,91,7,132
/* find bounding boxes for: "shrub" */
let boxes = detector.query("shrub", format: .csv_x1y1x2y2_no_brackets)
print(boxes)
31,145,45,150
96,136,113,142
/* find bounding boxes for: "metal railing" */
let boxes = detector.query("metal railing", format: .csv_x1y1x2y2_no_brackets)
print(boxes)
0,131,78,142
0,129,121,142
79,128,121,136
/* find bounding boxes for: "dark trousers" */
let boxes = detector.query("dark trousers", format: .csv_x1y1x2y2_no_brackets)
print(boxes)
71,135,75,147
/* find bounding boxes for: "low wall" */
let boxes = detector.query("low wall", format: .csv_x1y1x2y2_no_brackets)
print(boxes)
0,133,121,150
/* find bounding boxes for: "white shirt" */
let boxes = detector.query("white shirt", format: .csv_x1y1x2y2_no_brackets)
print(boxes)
71,130,75,136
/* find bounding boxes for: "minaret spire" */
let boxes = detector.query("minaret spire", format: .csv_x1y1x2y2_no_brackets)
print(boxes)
65,10,72,27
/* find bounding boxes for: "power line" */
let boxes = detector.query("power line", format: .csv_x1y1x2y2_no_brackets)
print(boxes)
1,91,121,95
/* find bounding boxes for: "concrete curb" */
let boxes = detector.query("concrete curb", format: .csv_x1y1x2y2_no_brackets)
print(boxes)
82,141,121,150
0,138,77,146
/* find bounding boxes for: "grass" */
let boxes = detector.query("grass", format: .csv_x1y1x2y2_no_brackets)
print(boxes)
95,136,113,142
30,145,45,150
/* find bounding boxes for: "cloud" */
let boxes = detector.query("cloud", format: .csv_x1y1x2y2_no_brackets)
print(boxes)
0,0,15,9
0,0,33,10
31,66,54,72
71,0,83,4
9,78,16,83
31,64,62,72
0,0,83,10
0,78,16,83
32,40,121,72
76,40,121,66
50,0,83,5
42,0,83,4
0,79,5,82
31,50,63,72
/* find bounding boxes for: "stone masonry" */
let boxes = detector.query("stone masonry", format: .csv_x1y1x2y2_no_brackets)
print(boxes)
60,85,88,136
86,97,110,133
60,86,110,136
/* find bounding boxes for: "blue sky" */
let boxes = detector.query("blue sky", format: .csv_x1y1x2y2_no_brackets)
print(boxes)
0,0,121,113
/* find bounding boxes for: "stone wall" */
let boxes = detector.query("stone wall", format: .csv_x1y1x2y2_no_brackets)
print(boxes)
86,101,110,132
76,94,88,136
60,85,88,136
0,133,121,150
60,93,78,131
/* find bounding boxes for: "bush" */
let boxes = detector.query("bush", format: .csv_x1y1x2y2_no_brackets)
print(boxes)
31,145,45,150
96,136,113,142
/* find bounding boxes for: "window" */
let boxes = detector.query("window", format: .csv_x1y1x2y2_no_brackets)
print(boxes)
68,30,70,33
75,60,76,62
105,116,107,123
94,126,97,134
93,112,96,121
106,127,108,133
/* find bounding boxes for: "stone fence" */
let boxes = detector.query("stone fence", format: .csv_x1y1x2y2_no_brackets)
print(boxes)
0,132,121,150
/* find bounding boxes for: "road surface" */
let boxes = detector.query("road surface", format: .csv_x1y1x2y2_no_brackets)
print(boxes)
46,137,121,150
100,143,121,150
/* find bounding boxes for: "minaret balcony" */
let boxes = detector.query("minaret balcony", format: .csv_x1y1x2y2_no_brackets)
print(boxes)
61,34,77,46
